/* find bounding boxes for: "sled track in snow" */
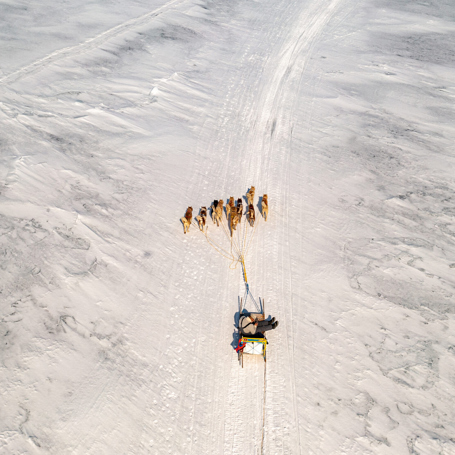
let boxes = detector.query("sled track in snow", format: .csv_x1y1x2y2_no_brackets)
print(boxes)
187,0,353,451
0,0,185,87
260,360,267,454
239,0,351,451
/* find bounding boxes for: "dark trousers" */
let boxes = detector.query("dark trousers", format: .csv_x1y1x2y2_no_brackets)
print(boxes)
257,320,273,332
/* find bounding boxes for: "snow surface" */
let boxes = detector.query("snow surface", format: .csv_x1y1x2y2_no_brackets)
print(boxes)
1,0,455,453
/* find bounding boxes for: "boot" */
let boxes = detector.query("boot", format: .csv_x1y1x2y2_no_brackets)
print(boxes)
270,317,275,324
272,321,279,329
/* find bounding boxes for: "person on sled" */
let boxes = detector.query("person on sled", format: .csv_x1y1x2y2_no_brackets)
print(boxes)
239,314,279,336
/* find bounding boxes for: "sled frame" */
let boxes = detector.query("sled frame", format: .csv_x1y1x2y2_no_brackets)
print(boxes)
238,298,266,367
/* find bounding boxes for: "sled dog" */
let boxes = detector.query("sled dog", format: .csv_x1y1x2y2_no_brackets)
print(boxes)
181,206,193,234
248,204,255,227
261,194,268,221
226,197,235,218
236,198,243,223
212,200,223,226
230,207,240,235
196,206,207,231
247,186,255,205
211,200,219,224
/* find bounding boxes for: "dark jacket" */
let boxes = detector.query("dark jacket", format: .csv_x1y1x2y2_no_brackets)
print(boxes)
239,315,257,335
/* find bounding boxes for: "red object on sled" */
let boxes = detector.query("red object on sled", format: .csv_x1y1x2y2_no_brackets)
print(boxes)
235,339,246,352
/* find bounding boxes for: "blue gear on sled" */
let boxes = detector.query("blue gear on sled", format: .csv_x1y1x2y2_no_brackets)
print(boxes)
236,297,268,367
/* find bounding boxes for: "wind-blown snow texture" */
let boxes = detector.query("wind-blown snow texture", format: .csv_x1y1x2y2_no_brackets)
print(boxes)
1,0,455,453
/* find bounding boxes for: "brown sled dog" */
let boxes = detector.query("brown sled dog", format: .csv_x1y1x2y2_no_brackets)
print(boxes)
236,198,243,223
248,204,255,227
196,206,207,232
261,194,268,221
246,186,255,205
226,197,235,218
211,200,223,226
230,207,240,235
181,206,193,234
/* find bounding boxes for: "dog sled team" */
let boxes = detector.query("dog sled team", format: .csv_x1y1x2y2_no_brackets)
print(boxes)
181,186,269,234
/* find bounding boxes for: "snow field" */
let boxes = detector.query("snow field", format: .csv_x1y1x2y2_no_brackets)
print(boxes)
1,0,455,453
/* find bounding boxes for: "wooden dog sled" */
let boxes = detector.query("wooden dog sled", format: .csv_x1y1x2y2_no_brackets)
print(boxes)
236,298,267,367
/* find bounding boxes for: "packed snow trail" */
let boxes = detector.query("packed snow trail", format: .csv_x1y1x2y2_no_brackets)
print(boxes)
200,0,354,451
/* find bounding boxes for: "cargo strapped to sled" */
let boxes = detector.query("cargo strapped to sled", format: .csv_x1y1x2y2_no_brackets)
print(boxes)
237,336,267,358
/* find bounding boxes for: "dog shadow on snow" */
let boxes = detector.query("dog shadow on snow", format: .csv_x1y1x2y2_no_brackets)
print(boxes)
241,195,264,217
257,195,263,214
